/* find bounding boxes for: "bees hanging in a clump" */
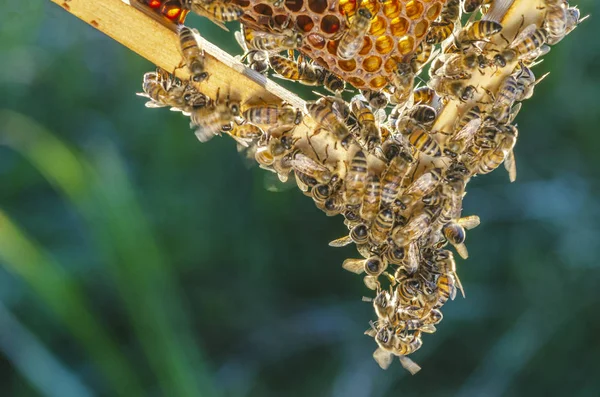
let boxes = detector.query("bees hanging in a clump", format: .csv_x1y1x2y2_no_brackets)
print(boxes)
136,0,585,374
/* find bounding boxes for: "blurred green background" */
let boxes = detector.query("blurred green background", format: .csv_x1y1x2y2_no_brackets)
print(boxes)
1,1,599,396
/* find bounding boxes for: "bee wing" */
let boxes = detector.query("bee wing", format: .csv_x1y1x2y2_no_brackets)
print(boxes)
509,24,538,49
145,101,168,108
403,242,419,273
405,172,436,197
342,258,365,274
364,328,377,337
374,109,387,125
294,171,309,192
329,235,353,247
191,6,230,32
420,324,437,333
504,150,517,182
234,30,248,51
373,348,394,370
291,153,329,173
194,127,217,143
364,275,380,290
454,242,469,260
263,172,295,192
457,215,480,230
398,355,421,375
453,118,482,142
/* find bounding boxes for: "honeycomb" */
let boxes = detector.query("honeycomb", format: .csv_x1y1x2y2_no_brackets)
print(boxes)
232,0,448,90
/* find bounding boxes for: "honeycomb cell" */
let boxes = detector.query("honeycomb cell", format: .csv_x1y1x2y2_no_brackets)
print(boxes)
405,0,423,19
358,36,372,55
321,15,341,34
363,56,382,72
307,33,326,49
375,35,394,54
398,35,415,54
370,76,387,89
363,0,380,16
326,39,338,55
272,14,290,27
254,4,273,16
348,77,366,87
237,0,250,6
384,57,397,73
425,2,442,20
338,58,357,71
369,15,387,36
308,0,327,14
383,1,402,19
390,16,409,36
285,0,303,12
297,15,315,32
414,19,429,38
339,0,356,16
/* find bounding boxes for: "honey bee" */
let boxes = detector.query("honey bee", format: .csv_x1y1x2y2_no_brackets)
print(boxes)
351,97,382,151
243,105,299,127
439,0,461,23
431,250,465,298
243,26,303,53
442,216,480,259
329,223,369,247
444,113,482,158
181,0,244,31
235,28,269,74
337,7,372,60
306,101,352,147
429,273,457,308
544,3,567,41
380,154,413,208
364,255,387,277
457,20,503,47
389,62,416,107
436,52,480,80
226,123,264,147
344,150,368,206
401,168,443,208
430,77,477,102
311,183,333,207
360,175,381,222
408,105,437,126
413,86,436,106
360,89,389,110
383,243,405,266
369,208,395,246
372,343,422,374
190,98,241,143
320,69,347,94
342,258,366,274
413,41,435,71
289,153,332,185
406,128,442,157
462,0,493,13
425,22,455,45
177,26,209,83
509,24,548,58
402,241,420,274
392,212,432,246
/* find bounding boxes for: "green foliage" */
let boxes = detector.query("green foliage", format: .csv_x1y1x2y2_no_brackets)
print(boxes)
0,1,599,396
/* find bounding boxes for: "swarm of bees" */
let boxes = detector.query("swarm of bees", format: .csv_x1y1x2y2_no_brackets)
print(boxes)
137,0,584,373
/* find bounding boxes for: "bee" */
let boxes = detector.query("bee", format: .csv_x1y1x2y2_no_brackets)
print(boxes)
432,273,457,308
139,72,184,109
190,98,241,143
344,150,368,206
320,69,347,94
409,105,437,126
406,128,442,157
235,29,269,74
544,3,567,40
389,62,416,107
337,8,372,60
380,153,413,208
342,258,366,274
288,152,332,185
402,241,420,274
413,86,436,106
306,101,352,147
369,208,395,246
181,0,244,31
430,77,477,102
509,24,548,58
436,52,480,80
462,0,493,13
398,319,437,334
329,223,369,247
442,216,480,259
243,105,299,127
413,41,435,71
372,334,422,374
425,22,455,45
364,255,387,277
351,97,382,151
360,89,389,110
383,243,405,266
444,111,482,158
439,0,461,23
244,26,304,53
392,212,432,246
425,308,443,325
360,175,381,222
400,168,443,208
177,26,209,83
515,64,548,102
458,20,503,48
226,123,264,147
312,183,332,207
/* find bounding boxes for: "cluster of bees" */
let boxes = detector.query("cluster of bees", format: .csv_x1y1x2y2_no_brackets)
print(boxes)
137,0,583,373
